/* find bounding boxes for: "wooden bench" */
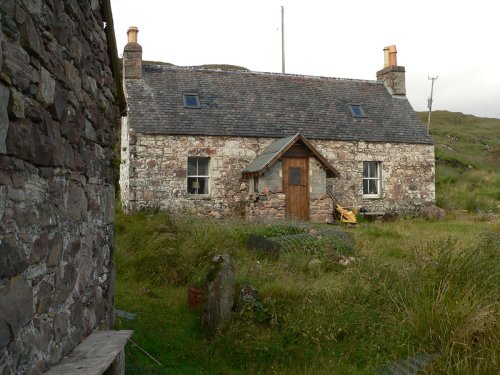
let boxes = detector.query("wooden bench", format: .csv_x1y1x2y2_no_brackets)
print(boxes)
45,330,133,375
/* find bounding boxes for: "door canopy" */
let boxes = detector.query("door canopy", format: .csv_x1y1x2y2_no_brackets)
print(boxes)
242,133,339,178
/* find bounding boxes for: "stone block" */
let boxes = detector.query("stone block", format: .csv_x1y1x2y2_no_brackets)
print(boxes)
0,276,34,349
422,205,445,220
67,181,88,222
37,67,55,107
64,61,82,100
0,235,28,278
203,254,235,332
53,312,69,343
19,13,44,59
35,281,52,315
29,233,49,264
49,85,67,121
32,317,51,354
19,0,41,16
8,89,25,119
3,41,31,90
14,205,37,226
46,232,63,267
0,83,10,154
0,13,19,40
39,204,57,228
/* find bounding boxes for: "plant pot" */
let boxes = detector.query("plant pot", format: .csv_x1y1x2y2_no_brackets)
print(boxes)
188,287,205,309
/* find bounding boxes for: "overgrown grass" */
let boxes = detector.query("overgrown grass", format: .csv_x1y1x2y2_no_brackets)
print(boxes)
115,211,499,374
417,111,500,213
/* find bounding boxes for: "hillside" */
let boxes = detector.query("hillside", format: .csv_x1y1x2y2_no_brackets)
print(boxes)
417,111,500,212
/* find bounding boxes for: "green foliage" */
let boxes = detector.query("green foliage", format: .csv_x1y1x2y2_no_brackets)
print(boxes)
251,224,306,238
417,110,500,213
115,208,500,374
387,236,499,373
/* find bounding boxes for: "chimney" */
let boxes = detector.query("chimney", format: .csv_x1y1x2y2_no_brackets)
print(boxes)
376,45,406,96
123,26,142,79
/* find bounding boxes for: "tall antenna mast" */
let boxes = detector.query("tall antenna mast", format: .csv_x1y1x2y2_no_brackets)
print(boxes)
427,76,438,133
281,6,285,74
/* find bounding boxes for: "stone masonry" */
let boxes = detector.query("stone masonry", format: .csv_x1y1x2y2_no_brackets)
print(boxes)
120,132,435,220
0,1,119,373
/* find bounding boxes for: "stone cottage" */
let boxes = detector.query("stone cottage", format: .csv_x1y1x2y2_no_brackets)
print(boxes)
0,1,128,373
120,29,435,221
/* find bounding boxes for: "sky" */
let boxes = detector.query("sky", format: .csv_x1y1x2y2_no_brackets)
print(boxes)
111,0,500,119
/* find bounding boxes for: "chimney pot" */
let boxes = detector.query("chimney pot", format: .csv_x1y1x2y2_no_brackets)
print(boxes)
127,26,139,44
388,45,397,66
376,44,406,96
123,26,142,79
383,46,390,68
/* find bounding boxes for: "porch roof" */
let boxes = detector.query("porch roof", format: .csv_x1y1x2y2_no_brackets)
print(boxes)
242,133,340,178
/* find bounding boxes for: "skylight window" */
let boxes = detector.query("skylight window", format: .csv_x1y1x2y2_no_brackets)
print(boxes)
349,104,366,118
183,94,201,108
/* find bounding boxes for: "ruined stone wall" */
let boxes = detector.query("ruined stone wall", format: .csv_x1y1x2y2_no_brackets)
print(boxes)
122,133,434,219
0,1,118,373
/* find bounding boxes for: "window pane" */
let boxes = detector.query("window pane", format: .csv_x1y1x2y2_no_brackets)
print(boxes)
289,167,301,185
184,95,199,107
187,177,198,194
363,162,369,177
363,179,369,195
368,180,378,194
197,157,209,176
199,177,209,194
349,104,365,117
188,158,197,176
369,162,378,178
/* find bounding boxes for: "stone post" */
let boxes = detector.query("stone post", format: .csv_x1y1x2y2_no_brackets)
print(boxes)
203,254,235,333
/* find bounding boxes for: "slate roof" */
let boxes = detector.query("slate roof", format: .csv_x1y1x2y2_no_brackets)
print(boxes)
125,65,433,144
243,133,339,177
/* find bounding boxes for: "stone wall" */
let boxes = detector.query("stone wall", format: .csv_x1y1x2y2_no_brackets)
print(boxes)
312,140,435,213
0,1,119,373
120,131,273,217
121,132,434,219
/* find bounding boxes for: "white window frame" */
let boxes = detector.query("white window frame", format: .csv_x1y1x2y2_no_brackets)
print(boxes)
187,157,210,195
363,161,381,198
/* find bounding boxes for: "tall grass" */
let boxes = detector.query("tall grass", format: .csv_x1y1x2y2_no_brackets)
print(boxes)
387,236,499,373
417,111,500,213
114,210,499,374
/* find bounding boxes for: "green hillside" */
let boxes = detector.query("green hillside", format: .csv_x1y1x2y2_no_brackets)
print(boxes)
417,111,500,213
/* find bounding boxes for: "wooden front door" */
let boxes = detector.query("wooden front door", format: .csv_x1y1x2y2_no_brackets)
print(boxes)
283,157,309,220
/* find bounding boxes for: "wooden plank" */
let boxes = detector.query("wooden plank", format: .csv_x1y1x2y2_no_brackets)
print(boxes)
45,330,133,375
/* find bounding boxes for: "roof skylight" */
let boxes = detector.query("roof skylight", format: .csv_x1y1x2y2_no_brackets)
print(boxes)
349,104,367,118
183,93,201,108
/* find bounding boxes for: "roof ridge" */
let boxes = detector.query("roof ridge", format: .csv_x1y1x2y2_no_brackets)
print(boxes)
142,64,381,84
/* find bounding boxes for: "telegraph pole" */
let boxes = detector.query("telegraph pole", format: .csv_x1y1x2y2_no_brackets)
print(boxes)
281,6,285,74
427,76,438,133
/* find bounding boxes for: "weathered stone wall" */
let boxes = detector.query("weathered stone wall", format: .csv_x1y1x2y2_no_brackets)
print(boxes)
0,1,118,373
121,133,434,219
313,140,435,213
121,132,273,217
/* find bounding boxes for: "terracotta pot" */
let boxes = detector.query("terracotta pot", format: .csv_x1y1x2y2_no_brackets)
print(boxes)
188,287,205,309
